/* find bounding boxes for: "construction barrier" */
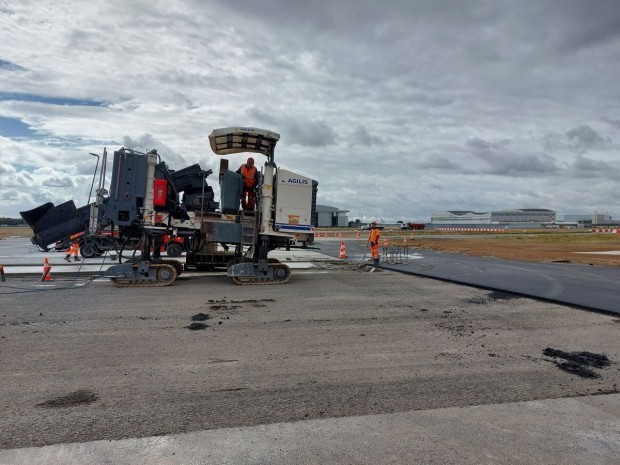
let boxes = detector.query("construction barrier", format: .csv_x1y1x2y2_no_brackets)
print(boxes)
435,228,504,232
382,245,410,265
592,228,619,233
339,241,347,259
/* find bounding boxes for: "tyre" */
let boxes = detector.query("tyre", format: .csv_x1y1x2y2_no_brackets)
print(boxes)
166,243,184,257
80,243,98,259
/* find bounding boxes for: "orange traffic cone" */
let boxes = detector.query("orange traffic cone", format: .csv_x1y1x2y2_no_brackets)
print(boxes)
339,241,347,259
383,239,388,246
356,231,360,239
41,258,52,282
338,232,342,238
403,236,408,244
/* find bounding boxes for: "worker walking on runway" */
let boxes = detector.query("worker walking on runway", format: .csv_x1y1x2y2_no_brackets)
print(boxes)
64,240,81,262
369,219,381,267
236,157,259,211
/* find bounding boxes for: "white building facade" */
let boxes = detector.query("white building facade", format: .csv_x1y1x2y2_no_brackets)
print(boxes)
315,205,349,227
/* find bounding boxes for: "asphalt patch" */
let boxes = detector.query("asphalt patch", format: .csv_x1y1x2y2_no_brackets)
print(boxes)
543,347,611,379
36,389,98,408
187,322,209,330
192,313,211,321
209,305,241,310
487,290,520,301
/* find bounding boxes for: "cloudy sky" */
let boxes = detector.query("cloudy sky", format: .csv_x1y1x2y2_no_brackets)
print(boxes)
1,0,619,222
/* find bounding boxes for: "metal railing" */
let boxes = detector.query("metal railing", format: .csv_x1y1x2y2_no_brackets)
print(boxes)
381,245,410,264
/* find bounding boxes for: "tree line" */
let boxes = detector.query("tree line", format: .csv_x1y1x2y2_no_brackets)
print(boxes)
0,217,26,226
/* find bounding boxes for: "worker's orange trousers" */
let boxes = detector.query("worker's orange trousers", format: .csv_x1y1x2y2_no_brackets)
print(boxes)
370,243,380,260
241,187,256,210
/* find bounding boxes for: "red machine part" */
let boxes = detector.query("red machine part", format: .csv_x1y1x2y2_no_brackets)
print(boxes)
153,179,168,207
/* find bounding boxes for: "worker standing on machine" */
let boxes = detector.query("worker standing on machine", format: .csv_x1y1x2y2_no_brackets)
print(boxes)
236,157,258,211
369,219,381,267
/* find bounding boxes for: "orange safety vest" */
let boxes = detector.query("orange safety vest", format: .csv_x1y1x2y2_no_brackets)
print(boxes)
369,228,380,243
240,165,257,188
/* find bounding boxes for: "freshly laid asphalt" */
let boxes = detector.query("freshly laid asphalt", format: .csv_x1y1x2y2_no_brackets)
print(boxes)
318,237,620,316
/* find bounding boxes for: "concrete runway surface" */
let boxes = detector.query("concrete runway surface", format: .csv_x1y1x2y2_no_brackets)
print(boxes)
0,237,619,464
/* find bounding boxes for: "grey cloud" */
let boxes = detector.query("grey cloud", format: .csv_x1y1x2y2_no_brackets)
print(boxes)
41,176,75,188
544,125,611,153
350,125,382,147
245,107,278,126
419,155,460,171
0,161,15,174
601,117,620,129
467,137,560,175
571,155,618,179
0,188,20,200
565,125,610,151
75,158,100,176
486,1,620,56
2,170,34,188
551,1,620,52
246,107,338,147
467,138,511,153
121,134,187,168
31,190,54,205
287,121,337,147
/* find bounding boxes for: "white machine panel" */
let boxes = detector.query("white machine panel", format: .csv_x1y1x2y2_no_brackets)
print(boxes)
274,169,314,235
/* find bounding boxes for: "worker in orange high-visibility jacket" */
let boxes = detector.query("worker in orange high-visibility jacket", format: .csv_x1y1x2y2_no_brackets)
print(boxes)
64,241,81,262
236,157,259,210
369,219,381,265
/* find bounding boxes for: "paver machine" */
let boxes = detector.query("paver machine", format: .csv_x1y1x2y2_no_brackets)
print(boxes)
101,127,315,286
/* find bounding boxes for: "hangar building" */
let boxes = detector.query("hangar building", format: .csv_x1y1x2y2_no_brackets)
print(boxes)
315,205,349,227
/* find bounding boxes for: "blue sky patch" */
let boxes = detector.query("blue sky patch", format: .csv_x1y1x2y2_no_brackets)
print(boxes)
0,92,106,107
0,59,26,71
0,116,37,137
12,163,37,174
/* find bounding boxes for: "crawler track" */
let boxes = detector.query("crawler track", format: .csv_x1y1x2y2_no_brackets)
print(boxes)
110,263,178,287
232,262,292,285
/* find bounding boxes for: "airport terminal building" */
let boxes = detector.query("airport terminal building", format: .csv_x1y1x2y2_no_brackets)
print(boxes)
431,209,555,228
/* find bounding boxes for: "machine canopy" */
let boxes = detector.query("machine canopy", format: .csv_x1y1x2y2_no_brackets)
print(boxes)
209,127,280,157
